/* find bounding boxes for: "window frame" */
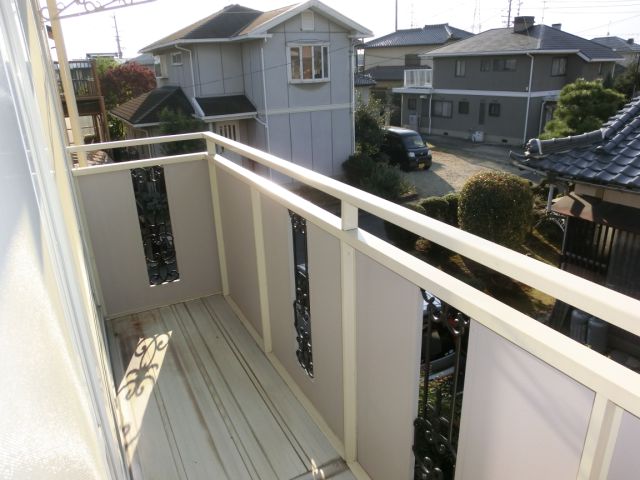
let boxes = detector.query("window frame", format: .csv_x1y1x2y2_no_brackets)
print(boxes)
551,56,567,76
458,100,470,115
493,58,516,72
480,58,491,72
407,97,417,111
170,52,182,66
288,43,330,83
455,59,466,77
432,100,453,118
488,102,501,117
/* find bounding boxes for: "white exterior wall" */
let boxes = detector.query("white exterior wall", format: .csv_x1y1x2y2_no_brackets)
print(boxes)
195,44,244,97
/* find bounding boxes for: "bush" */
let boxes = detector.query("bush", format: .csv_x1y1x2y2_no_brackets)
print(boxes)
442,192,460,227
355,97,385,156
420,196,449,222
458,172,533,249
384,202,426,249
342,152,412,202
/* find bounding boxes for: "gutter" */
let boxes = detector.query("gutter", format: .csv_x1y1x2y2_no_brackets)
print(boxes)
141,35,272,53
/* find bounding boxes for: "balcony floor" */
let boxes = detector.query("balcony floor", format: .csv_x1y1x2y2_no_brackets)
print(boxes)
108,295,352,480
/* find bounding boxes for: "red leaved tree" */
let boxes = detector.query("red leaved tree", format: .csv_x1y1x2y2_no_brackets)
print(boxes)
99,61,156,109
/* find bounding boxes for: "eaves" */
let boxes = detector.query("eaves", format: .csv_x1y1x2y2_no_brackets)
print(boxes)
142,34,272,53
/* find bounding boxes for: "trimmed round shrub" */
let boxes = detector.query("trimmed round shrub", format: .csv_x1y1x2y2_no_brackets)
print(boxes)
343,152,376,184
442,192,460,227
420,196,449,222
384,202,426,249
458,171,533,249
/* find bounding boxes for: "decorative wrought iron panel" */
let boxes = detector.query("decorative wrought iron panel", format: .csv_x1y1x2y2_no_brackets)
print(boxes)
289,211,313,377
131,166,179,285
414,290,470,480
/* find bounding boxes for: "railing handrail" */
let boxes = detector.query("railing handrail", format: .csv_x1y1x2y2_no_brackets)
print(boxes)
404,68,432,87
71,132,640,339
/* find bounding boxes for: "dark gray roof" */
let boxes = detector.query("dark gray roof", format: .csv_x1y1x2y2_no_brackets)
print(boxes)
364,24,473,48
196,95,257,117
110,86,193,125
354,73,376,86
427,25,622,61
363,65,413,82
512,97,640,192
591,36,640,54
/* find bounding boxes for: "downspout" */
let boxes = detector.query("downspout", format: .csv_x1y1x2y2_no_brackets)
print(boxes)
175,45,197,99
350,40,356,153
538,100,547,136
428,94,433,135
523,53,534,145
260,42,271,153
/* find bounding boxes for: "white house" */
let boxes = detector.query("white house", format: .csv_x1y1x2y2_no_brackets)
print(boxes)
111,1,372,177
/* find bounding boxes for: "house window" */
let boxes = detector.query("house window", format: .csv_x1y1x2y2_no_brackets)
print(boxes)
289,44,329,82
154,56,165,77
405,54,420,67
301,11,314,31
408,98,417,111
455,59,466,77
289,211,313,377
493,58,516,71
480,58,491,72
171,52,182,65
488,102,501,117
552,57,567,76
432,100,453,118
458,100,470,114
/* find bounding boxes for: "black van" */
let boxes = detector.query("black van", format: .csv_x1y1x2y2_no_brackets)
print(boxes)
381,126,432,171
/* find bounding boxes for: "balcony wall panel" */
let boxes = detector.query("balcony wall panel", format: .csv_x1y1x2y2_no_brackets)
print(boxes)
455,321,595,480
76,160,222,317
355,252,422,480
217,167,262,336
607,411,640,479
263,198,346,442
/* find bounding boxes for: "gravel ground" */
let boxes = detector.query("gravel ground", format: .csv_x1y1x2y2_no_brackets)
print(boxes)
406,136,542,197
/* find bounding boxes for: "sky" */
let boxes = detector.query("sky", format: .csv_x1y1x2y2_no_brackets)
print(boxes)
51,0,640,60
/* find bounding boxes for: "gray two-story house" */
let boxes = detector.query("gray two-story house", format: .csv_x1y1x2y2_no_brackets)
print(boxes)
394,17,621,145
111,1,371,176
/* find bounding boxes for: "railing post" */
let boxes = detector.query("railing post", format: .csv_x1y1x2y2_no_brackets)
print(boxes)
341,200,358,462
206,137,230,296
577,393,623,479
251,187,272,353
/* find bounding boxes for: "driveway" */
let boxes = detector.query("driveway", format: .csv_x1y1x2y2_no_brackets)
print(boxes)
407,136,541,197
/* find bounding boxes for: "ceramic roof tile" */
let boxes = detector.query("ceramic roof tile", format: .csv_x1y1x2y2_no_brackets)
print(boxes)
512,97,640,192
111,86,193,125
364,24,473,48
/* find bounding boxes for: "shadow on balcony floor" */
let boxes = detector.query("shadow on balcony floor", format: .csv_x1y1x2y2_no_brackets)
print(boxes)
108,295,353,480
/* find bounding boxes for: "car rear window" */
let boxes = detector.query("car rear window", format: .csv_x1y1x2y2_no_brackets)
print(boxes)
402,134,425,149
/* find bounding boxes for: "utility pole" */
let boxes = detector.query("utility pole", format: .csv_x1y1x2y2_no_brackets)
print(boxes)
506,0,513,27
113,15,122,58
395,0,398,31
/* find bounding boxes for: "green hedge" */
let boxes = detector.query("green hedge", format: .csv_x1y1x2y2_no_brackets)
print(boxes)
384,202,426,249
342,152,412,202
458,172,533,249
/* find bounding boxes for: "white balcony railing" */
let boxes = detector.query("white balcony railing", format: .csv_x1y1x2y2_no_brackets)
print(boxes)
69,133,640,480
403,68,432,88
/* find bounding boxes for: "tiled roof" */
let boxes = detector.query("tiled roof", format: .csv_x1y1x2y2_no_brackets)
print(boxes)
364,24,473,48
363,65,411,82
196,95,257,117
354,73,376,86
427,25,622,61
142,5,264,51
591,36,640,53
512,97,640,192
110,86,193,125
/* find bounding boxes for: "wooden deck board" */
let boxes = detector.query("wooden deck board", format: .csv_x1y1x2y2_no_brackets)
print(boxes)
107,295,350,480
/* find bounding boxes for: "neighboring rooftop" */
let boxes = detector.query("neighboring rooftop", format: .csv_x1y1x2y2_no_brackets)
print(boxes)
363,24,473,49
512,97,640,192
354,73,376,87
426,20,621,61
110,86,193,126
142,0,372,52
591,36,640,54
196,95,257,118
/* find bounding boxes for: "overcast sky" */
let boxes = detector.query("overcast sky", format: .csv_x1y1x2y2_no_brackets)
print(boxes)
51,0,640,60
